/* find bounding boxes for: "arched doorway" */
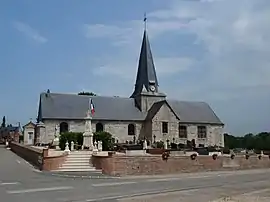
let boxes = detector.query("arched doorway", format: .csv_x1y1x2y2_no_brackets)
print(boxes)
96,123,104,132
60,122,69,134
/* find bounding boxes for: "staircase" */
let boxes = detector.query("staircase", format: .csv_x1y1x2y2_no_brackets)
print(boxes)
56,151,101,173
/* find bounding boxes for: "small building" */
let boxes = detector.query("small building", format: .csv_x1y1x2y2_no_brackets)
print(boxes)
23,121,36,145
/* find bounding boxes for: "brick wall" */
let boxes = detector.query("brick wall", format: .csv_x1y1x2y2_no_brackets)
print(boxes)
92,154,270,176
10,142,43,169
42,154,67,171
10,142,67,171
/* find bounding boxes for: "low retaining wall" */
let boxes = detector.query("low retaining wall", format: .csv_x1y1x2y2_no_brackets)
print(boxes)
92,154,270,176
10,142,68,171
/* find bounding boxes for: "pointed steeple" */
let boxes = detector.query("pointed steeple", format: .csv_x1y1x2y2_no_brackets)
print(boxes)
131,19,159,97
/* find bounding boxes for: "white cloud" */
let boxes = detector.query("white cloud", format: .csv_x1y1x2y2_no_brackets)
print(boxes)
82,0,270,134
13,21,47,43
83,0,270,92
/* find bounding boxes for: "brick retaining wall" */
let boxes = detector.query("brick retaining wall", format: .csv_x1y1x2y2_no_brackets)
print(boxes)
92,154,270,176
10,142,68,171
10,142,43,169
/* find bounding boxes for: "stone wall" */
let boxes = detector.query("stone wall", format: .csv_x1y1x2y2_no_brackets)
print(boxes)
92,154,270,176
178,124,224,147
152,103,179,142
43,119,143,144
42,118,223,146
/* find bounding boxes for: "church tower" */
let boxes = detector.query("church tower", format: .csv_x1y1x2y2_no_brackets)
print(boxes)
131,15,166,112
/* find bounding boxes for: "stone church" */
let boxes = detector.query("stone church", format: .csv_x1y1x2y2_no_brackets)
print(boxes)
35,28,225,148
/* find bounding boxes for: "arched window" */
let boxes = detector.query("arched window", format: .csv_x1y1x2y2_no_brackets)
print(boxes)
96,123,104,132
60,122,69,134
128,124,135,136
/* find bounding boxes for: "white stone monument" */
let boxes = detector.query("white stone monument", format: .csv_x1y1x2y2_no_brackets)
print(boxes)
143,140,147,150
93,140,98,152
97,141,103,151
164,141,168,150
70,141,74,151
64,141,70,154
83,110,94,150
52,124,60,149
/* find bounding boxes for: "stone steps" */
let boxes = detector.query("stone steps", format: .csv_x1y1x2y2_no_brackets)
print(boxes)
57,151,101,173
61,162,91,166
53,168,102,172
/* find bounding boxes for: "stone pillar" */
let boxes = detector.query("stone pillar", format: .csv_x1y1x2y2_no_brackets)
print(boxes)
83,110,94,150
36,122,46,145
52,124,60,149
71,141,74,151
164,141,168,150
64,141,70,154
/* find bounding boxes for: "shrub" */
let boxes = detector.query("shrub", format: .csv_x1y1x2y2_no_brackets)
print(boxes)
156,141,164,149
93,131,114,151
59,132,83,150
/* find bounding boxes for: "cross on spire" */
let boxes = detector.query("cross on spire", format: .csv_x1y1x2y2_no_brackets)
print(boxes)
144,13,147,30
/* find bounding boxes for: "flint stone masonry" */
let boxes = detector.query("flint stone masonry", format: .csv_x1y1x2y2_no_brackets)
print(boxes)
42,118,223,147
43,120,143,144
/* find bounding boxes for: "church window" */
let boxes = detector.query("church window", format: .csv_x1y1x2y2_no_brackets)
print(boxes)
96,123,104,132
197,126,207,139
60,122,69,134
128,124,135,135
162,122,168,134
179,125,187,138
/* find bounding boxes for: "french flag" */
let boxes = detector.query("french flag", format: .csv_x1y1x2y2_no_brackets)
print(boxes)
89,98,95,115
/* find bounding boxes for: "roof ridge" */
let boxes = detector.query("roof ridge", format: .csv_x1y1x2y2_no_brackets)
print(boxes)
168,99,208,104
40,92,133,100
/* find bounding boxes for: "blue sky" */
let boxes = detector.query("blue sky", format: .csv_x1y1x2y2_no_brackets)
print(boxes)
0,0,269,135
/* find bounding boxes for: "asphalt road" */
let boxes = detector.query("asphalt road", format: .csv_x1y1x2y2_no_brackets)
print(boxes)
1,145,270,202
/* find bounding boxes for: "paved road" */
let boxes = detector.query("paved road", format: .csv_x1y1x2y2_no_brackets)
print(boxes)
1,145,270,202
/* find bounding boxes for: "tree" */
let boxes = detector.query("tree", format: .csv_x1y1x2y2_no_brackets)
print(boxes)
78,91,96,96
1,116,6,128
224,132,270,151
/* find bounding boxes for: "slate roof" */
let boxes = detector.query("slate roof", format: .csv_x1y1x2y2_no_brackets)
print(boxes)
38,93,145,121
131,30,159,97
37,93,223,125
145,100,180,121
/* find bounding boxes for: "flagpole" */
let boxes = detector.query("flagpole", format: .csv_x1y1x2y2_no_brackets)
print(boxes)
89,98,93,116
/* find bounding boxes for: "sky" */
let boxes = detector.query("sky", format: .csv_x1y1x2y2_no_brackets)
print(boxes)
0,0,269,136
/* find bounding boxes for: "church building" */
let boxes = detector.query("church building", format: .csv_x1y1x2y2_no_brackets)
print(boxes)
35,27,225,148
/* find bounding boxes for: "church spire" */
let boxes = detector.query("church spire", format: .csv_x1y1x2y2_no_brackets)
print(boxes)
131,14,159,98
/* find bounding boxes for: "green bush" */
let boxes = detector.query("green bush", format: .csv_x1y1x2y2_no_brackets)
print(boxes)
59,132,83,150
93,131,113,151
156,141,164,149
